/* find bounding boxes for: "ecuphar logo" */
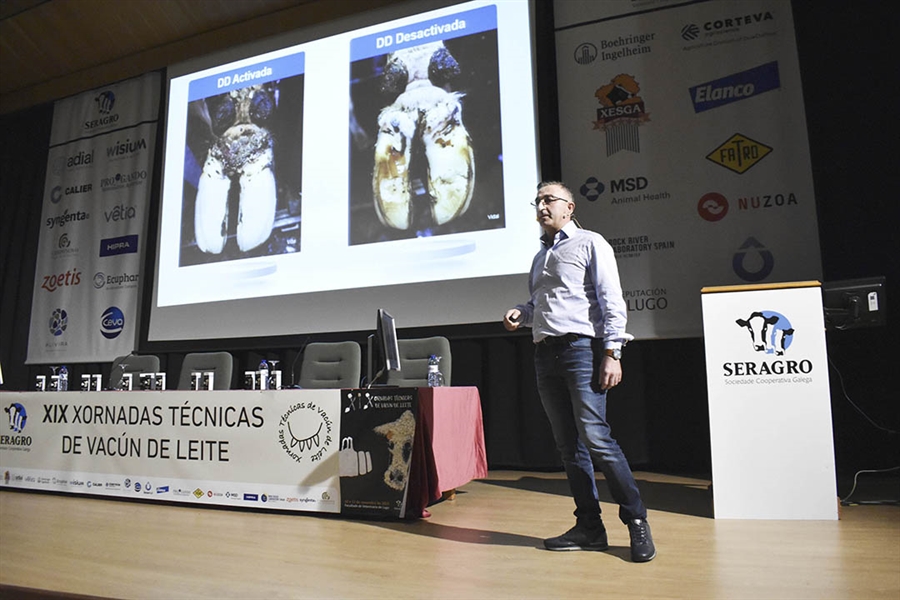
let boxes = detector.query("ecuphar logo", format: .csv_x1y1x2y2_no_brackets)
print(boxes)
690,62,780,113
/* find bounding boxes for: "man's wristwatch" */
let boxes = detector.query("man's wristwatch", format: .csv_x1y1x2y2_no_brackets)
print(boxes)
604,348,622,360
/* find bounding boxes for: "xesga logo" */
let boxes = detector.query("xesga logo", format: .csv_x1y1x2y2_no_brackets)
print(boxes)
100,306,125,339
735,311,794,355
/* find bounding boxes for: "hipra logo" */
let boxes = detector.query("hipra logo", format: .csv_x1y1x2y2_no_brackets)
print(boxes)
100,306,125,339
736,311,794,356
707,133,773,174
690,62,780,113
574,43,598,65
698,192,729,221
49,308,68,337
100,234,138,257
593,74,650,156
4,403,27,433
733,236,774,282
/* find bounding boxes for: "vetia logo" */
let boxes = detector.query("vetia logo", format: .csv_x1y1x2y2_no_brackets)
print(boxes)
707,133,773,174
41,268,82,292
104,204,137,222
106,137,147,159
690,62,780,113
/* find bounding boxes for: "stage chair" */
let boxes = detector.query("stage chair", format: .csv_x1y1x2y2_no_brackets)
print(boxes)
176,351,234,390
109,354,160,390
298,342,362,389
386,336,452,387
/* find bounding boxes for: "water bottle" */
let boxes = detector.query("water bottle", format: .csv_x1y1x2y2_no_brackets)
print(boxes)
427,355,444,387
58,365,69,391
258,359,269,390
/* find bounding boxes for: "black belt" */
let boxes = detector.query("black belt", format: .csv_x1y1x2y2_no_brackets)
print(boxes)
537,333,592,345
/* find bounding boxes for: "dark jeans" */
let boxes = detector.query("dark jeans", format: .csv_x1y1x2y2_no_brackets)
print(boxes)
535,336,646,525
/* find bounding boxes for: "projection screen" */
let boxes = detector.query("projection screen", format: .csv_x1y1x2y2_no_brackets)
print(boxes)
148,0,541,342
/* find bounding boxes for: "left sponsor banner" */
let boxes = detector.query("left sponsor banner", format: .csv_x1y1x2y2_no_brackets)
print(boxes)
27,72,160,364
0,390,343,513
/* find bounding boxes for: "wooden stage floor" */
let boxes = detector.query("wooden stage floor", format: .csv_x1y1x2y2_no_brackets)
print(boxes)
1,471,898,599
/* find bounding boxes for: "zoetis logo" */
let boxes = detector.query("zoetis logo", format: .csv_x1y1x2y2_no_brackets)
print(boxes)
707,133,773,174
41,268,82,292
723,310,813,383
592,74,650,156
690,62,780,113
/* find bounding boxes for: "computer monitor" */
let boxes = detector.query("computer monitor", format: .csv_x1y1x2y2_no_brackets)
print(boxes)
366,309,400,386
822,276,887,331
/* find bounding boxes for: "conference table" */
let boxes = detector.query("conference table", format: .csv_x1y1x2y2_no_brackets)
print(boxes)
0,386,487,519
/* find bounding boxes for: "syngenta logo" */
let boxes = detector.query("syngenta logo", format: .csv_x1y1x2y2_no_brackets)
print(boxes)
690,62,780,113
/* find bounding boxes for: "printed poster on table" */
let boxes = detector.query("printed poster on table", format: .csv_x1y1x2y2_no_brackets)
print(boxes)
553,0,822,339
26,72,160,364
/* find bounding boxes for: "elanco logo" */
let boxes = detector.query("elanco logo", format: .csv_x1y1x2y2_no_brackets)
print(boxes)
690,62,780,113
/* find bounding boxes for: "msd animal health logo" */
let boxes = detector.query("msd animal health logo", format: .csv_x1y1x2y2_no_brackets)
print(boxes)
722,310,814,385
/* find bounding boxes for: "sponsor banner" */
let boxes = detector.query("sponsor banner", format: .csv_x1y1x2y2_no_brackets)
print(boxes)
0,389,419,518
554,0,821,339
701,283,837,519
27,73,160,363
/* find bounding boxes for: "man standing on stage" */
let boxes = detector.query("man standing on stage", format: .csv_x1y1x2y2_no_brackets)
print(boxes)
503,181,655,562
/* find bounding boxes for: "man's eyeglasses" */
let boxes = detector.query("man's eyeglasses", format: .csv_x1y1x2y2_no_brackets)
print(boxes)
531,195,568,208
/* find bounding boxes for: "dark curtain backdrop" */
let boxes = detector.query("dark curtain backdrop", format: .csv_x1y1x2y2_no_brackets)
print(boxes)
0,1,895,480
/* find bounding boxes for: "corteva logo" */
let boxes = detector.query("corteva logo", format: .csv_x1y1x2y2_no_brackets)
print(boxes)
690,62,780,113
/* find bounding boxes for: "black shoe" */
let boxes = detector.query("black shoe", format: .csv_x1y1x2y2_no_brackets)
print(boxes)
627,518,656,562
543,523,609,551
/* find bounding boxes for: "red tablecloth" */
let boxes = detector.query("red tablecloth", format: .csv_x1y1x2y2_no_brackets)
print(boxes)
406,386,488,517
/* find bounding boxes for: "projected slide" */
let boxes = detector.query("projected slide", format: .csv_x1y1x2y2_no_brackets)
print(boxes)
349,6,503,244
152,0,539,341
182,53,305,265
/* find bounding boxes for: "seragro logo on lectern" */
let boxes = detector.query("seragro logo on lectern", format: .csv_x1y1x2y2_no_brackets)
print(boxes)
722,310,814,386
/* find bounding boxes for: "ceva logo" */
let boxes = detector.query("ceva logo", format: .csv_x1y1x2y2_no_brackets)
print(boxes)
100,306,125,339
690,62,780,113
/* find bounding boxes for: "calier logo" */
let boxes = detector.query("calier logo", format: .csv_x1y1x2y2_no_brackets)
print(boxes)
707,133,773,174
690,62,780,113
